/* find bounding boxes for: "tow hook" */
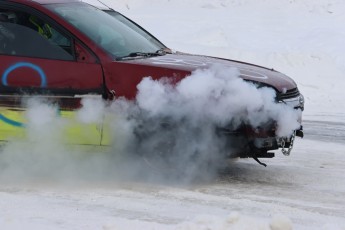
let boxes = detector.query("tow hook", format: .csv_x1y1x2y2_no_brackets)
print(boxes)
281,131,296,156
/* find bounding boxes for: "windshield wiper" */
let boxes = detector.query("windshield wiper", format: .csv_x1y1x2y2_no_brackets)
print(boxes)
117,49,168,60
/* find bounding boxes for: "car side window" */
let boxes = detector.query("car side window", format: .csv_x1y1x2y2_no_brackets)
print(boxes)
0,9,74,61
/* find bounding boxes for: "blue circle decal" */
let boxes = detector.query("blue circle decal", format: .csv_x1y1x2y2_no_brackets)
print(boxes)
2,62,47,87
0,114,24,127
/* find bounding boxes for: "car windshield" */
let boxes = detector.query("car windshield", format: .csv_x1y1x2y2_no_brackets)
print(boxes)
104,10,165,49
46,3,165,60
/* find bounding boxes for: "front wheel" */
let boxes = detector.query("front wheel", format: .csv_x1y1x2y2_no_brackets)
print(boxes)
134,121,229,179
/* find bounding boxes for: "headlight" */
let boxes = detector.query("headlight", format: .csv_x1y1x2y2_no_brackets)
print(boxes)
299,94,304,106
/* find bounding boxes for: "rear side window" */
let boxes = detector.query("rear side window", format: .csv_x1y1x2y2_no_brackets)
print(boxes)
0,9,74,61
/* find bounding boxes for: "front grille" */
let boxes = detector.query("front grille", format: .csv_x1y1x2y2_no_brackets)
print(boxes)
277,88,300,101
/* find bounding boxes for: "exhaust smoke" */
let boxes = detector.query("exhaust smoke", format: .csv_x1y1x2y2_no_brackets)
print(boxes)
0,65,301,185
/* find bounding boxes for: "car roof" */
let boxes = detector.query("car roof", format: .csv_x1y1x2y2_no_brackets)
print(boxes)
2,0,80,4
31,0,80,4
10,0,109,9
6,0,111,8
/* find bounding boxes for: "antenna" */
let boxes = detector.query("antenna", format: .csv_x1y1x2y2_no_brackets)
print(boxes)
97,0,115,11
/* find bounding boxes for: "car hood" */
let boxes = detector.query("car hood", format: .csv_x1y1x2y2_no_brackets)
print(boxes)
128,53,297,92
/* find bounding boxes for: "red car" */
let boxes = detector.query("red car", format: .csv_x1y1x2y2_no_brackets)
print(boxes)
0,0,303,166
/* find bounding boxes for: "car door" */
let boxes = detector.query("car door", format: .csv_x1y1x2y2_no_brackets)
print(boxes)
0,4,105,145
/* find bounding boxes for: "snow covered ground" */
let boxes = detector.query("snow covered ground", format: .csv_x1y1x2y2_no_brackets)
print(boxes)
1,0,345,229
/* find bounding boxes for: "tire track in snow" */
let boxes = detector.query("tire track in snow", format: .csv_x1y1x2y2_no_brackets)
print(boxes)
303,119,345,144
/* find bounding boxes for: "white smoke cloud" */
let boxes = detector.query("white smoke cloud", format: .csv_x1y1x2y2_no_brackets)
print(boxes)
76,96,106,124
136,64,300,134
0,98,67,183
23,97,64,142
106,64,301,181
0,65,301,184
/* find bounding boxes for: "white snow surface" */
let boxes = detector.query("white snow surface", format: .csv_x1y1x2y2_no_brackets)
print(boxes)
1,0,345,229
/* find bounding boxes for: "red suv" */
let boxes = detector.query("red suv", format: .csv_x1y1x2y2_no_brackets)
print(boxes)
0,0,304,166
